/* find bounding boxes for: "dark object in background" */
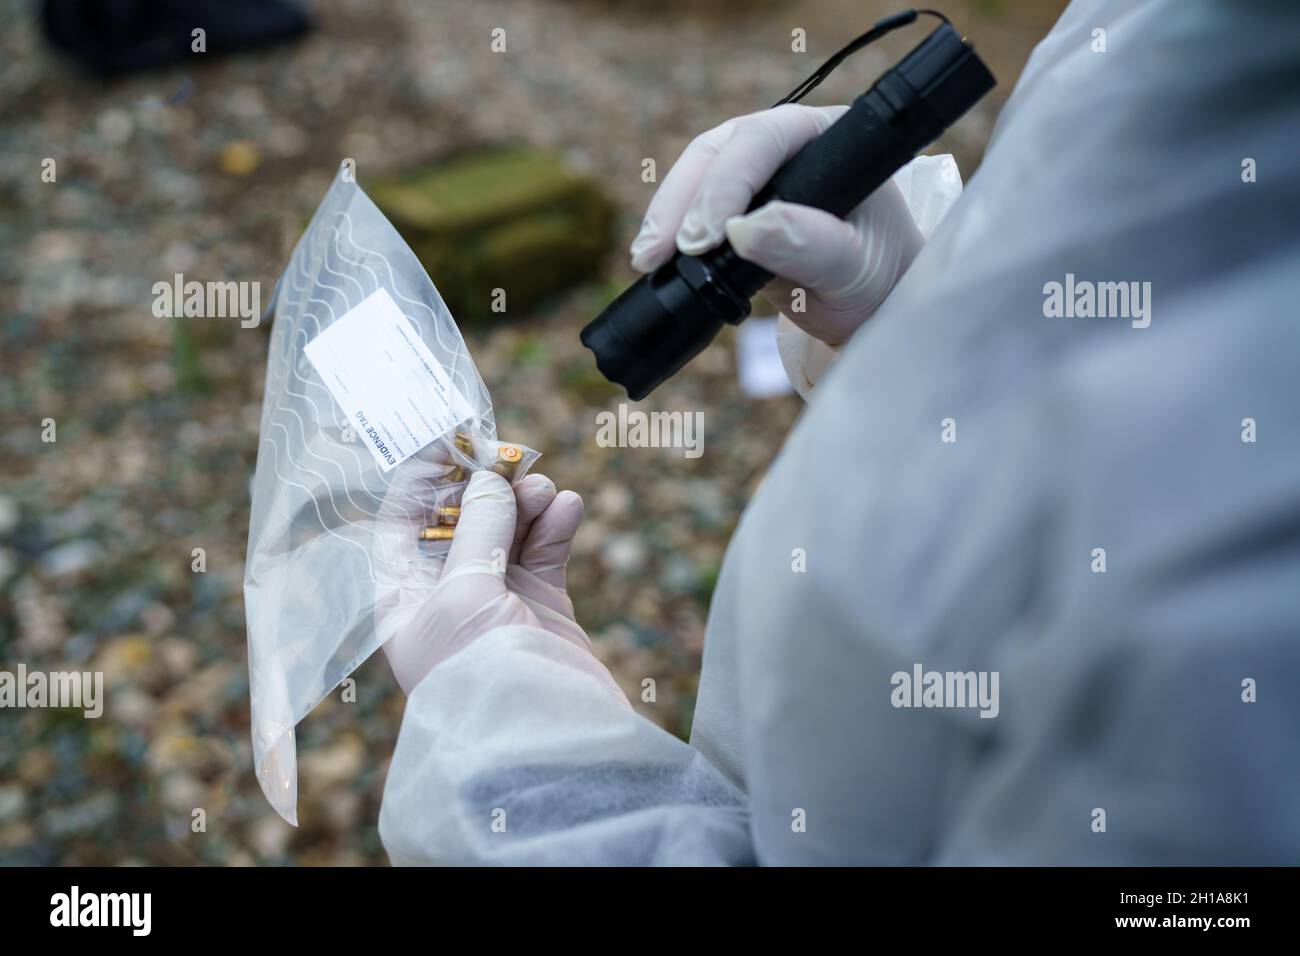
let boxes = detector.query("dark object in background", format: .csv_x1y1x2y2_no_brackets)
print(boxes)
369,149,618,324
41,0,311,77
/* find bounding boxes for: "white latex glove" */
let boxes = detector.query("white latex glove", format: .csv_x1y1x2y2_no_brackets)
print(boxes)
381,470,590,695
630,104,927,347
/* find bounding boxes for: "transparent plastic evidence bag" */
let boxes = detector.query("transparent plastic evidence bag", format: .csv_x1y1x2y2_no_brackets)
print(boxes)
244,170,537,824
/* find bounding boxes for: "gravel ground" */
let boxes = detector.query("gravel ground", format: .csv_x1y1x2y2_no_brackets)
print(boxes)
0,0,1065,864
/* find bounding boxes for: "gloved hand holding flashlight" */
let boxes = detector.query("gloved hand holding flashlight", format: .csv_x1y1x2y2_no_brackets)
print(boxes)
583,16,992,399
630,104,927,347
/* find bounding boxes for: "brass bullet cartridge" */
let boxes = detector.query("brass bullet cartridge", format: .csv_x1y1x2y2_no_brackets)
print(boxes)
420,437,529,543
490,443,524,479
446,432,475,482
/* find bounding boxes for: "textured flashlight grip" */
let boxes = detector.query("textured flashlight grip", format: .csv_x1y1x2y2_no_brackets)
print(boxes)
760,92,915,219
756,22,993,219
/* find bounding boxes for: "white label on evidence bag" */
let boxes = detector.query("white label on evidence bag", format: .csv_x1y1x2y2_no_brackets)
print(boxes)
304,288,473,472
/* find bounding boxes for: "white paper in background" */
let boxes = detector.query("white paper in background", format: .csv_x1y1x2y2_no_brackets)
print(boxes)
305,287,474,471
737,316,795,398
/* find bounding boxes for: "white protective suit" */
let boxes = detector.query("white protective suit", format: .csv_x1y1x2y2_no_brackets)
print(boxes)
379,0,1300,864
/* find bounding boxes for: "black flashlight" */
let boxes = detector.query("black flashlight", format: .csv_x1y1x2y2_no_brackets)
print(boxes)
581,13,995,400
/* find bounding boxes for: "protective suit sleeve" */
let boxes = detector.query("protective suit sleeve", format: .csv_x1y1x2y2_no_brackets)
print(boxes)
776,153,962,399
379,625,754,865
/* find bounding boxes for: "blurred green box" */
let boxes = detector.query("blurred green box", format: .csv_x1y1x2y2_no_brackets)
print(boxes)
368,148,617,323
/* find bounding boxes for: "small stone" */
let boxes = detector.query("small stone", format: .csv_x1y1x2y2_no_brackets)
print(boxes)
322,789,362,830
97,108,133,145
141,603,176,636
43,793,116,837
0,786,27,823
250,813,292,859
38,540,103,579
0,497,18,534
95,634,154,677
157,636,199,676
112,687,157,728
593,483,632,518
661,554,698,592
220,140,261,176
162,241,199,274
13,581,66,654
602,533,647,574
17,749,55,788
160,773,205,813
683,479,726,527
300,735,365,788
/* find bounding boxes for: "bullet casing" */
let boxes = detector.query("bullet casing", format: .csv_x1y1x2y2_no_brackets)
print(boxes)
490,443,524,479
420,437,529,541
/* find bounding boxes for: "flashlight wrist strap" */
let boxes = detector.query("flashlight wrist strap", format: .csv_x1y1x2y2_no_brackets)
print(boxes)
773,8,951,108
